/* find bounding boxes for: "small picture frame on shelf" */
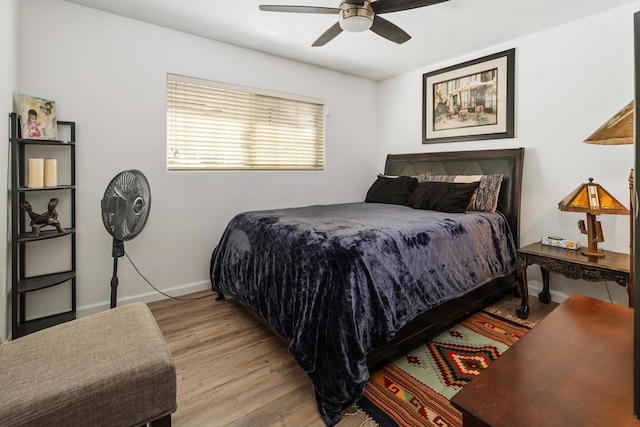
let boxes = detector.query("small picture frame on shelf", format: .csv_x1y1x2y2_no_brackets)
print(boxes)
15,94,58,140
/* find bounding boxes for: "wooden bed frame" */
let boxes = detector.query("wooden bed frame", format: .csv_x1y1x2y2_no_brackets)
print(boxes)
215,147,527,369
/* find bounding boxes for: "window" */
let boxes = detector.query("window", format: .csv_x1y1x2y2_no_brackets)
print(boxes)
167,74,325,170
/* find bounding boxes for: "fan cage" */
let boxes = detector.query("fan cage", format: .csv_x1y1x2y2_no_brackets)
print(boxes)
101,170,151,241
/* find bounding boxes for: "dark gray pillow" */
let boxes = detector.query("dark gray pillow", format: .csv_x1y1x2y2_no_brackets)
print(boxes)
415,174,503,212
365,176,418,206
410,181,480,213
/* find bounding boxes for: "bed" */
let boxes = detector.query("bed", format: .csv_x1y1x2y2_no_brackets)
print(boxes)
210,148,526,426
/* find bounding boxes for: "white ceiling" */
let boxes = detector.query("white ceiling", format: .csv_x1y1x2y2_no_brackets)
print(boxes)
64,0,638,81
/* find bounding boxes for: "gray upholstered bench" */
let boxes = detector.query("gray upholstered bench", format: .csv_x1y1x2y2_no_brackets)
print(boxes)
0,302,176,427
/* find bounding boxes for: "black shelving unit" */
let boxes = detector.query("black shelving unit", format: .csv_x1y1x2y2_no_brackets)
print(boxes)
9,113,76,338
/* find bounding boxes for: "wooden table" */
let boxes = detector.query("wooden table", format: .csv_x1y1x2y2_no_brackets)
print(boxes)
516,243,632,317
451,294,639,427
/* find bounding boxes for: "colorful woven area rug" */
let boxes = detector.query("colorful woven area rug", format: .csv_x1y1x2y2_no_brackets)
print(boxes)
358,311,530,427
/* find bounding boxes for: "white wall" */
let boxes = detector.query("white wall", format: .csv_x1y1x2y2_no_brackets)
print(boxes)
378,2,640,305
13,0,640,332
17,0,378,321
0,0,20,341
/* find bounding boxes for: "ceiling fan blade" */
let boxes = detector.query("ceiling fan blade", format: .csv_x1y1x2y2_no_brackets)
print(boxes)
312,22,343,46
344,0,366,4
370,15,411,44
259,5,339,14
372,0,448,14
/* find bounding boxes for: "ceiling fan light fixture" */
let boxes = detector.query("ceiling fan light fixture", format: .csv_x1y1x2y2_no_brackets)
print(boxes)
339,1,373,32
340,15,373,32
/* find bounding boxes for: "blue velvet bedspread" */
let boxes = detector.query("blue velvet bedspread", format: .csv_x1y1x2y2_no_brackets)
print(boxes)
210,202,516,425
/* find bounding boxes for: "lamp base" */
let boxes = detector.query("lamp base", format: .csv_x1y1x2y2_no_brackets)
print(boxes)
581,249,605,258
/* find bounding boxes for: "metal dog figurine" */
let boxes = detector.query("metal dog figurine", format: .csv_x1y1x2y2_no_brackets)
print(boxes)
20,198,65,237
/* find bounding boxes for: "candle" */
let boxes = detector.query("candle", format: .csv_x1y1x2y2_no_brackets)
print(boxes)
28,158,44,188
44,159,57,187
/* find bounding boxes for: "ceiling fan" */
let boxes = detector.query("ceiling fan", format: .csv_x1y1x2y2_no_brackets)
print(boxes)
259,0,449,46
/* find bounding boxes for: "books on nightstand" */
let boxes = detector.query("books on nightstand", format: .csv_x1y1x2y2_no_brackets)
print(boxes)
541,236,580,250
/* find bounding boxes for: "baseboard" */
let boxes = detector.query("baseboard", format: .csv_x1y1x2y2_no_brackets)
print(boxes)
526,280,569,304
77,280,212,318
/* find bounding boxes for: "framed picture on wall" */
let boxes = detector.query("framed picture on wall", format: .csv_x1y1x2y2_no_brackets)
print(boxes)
15,94,58,140
422,48,515,144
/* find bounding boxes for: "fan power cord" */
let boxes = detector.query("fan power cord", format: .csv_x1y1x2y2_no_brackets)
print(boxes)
604,281,614,304
124,251,212,302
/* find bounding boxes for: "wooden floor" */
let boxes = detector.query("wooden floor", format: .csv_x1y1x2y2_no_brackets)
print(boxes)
148,291,557,427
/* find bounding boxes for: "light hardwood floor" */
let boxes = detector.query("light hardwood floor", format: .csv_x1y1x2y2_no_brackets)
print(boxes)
148,291,557,426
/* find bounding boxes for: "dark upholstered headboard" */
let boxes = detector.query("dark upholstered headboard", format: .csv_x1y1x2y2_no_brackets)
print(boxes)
384,148,525,247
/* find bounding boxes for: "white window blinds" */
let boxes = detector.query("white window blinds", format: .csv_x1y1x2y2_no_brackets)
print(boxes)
167,74,325,170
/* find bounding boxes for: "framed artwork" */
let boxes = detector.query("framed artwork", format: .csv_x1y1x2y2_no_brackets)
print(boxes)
16,94,58,140
422,48,515,144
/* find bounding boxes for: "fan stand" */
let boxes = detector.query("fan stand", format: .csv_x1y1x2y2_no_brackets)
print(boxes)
110,238,125,309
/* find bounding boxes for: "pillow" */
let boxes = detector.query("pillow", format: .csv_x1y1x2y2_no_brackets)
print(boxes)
378,172,430,179
365,175,418,206
468,174,504,213
416,174,504,213
413,172,434,183
409,181,480,213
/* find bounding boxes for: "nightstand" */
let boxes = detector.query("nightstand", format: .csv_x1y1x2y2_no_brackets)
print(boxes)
516,242,632,311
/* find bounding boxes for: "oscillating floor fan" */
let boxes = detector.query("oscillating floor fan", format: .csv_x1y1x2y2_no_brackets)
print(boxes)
101,170,151,308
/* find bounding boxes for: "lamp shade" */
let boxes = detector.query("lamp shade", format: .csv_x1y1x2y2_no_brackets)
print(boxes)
584,101,634,145
558,178,630,215
558,178,630,258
